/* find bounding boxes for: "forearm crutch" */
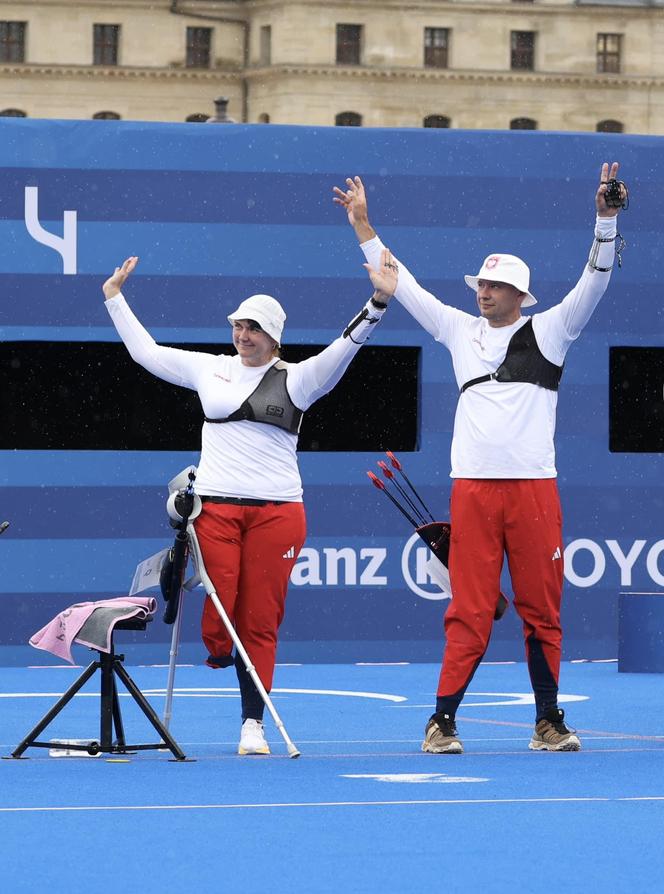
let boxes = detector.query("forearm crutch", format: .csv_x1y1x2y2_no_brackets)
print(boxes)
186,524,301,758
161,468,301,757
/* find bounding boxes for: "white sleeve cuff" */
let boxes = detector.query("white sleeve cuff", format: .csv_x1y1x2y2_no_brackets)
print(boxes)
595,215,617,239
364,297,387,317
360,234,384,254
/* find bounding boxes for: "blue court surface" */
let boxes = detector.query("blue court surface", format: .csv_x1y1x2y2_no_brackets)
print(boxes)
1,658,662,894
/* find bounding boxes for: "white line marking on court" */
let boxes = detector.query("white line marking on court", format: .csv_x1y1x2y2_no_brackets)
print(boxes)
342,773,489,784
143,692,242,699
154,688,408,702
0,692,242,699
390,692,589,708
570,659,618,664
178,736,528,759
139,664,195,668
1,796,664,813
26,665,197,670
0,687,408,703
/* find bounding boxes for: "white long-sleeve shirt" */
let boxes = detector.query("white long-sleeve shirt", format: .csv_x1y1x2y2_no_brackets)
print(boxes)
361,217,617,479
106,294,385,500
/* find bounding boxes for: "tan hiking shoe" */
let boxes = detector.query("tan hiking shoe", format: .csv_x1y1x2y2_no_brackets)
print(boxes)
422,712,463,754
529,707,581,752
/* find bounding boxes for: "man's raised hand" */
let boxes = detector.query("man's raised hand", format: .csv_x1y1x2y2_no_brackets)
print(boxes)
596,162,627,217
102,256,139,300
333,176,375,243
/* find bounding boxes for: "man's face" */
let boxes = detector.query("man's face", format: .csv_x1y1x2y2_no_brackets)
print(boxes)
476,279,525,327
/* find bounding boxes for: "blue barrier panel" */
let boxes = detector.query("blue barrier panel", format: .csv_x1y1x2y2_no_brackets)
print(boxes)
618,594,664,673
1,119,663,665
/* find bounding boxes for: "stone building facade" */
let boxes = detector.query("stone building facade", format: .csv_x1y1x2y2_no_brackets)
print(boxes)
1,0,663,133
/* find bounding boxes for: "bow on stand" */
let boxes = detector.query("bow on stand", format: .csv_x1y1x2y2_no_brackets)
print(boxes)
161,468,199,625
367,452,508,620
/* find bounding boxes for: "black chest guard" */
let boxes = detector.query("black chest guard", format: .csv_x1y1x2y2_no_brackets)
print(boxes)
205,360,303,435
460,319,564,394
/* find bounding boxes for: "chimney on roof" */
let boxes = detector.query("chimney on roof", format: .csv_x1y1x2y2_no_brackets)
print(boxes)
206,96,236,124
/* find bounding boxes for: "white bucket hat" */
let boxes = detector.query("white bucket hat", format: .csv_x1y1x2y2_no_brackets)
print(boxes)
227,294,286,345
464,254,537,307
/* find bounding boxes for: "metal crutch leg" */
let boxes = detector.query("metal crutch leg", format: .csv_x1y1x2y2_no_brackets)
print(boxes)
162,584,186,731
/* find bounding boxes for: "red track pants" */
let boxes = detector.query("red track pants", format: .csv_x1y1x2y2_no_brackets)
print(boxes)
194,501,306,691
438,478,564,711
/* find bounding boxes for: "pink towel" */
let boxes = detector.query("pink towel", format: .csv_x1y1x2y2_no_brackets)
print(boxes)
29,597,157,664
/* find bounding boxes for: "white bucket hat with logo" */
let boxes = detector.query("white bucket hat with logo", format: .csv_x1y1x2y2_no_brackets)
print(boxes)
227,294,287,345
464,254,537,307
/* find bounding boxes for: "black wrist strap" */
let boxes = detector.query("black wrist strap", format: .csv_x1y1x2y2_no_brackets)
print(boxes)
370,296,388,309
343,302,383,341
343,308,369,339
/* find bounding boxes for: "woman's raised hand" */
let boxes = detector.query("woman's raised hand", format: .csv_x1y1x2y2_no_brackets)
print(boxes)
364,247,398,302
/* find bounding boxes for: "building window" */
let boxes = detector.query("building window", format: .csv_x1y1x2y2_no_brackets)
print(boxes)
423,115,450,128
511,31,535,70
260,25,271,66
0,21,26,63
186,26,212,69
93,24,120,66
597,119,623,133
92,111,121,120
510,117,537,130
0,108,26,116
424,28,449,69
335,111,362,127
597,33,622,74
336,24,362,65
186,113,208,123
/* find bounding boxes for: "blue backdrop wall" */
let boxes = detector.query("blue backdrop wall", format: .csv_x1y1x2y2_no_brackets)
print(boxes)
1,118,663,666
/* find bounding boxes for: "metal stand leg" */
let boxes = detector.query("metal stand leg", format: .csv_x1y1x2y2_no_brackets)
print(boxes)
9,661,99,758
7,623,190,761
99,646,129,751
100,650,116,750
111,674,127,750
113,661,187,760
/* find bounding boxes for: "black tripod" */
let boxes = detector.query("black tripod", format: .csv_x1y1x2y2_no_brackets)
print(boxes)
9,618,188,761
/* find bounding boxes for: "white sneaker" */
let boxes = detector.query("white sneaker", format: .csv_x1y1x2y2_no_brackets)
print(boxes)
238,719,270,755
